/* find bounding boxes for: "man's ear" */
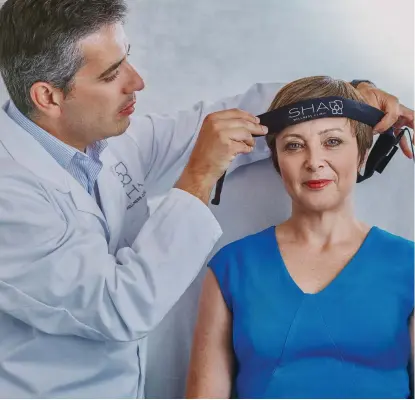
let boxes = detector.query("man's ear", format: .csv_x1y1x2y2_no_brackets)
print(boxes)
30,82,66,119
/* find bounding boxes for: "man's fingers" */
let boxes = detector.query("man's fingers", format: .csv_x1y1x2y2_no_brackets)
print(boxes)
393,116,407,132
218,127,256,147
398,104,414,129
214,119,267,136
355,85,413,158
231,141,254,156
373,99,400,133
225,127,256,147
392,108,414,159
207,108,259,124
398,135,413,159
373,101,413,133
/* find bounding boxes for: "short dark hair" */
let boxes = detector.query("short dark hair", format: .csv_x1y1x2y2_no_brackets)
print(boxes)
0,0,128,117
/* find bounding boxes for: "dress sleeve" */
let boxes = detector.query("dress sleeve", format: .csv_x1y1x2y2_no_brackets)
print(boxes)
208,245,235,311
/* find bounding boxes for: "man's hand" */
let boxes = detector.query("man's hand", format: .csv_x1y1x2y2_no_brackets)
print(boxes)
356,82,414,158
175,109,268,204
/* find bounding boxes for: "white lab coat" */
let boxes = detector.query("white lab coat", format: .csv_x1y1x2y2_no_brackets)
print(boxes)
0,82,283,398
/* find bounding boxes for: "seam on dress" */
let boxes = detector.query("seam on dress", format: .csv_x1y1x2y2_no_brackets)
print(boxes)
316,302,359,388
262,296,305,397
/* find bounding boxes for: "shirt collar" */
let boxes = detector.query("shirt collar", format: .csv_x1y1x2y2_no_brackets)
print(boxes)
6,101,108,169
88,138,108,159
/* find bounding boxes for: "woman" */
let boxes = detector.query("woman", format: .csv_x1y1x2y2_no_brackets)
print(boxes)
185,76,414,399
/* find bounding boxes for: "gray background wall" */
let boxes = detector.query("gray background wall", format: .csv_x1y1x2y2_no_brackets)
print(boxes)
122,1,414,398
0,0,413,398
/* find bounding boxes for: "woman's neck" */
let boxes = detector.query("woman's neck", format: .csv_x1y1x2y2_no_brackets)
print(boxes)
282,201,369,248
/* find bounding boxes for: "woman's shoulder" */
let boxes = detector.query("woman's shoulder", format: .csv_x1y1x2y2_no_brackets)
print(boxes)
369,226,414,276
207,226,277,310
369,227,414,310
371,226,414,255
208,225,275,267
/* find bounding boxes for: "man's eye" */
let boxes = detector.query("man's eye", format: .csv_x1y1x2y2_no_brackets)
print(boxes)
325,138,343,147
104,70,120,83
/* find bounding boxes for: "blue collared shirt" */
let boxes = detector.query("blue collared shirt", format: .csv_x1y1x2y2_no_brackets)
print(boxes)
6,101,107,203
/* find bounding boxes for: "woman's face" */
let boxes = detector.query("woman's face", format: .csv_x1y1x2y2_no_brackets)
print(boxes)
275,117,361,212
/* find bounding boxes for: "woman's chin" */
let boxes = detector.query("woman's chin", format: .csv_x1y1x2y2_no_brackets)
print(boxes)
295,197,343,213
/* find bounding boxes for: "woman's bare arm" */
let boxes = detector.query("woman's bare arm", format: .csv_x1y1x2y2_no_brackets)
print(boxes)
185,269,235,398
409,313,414,398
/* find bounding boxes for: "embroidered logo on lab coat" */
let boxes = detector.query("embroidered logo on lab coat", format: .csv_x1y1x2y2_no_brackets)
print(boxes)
113,162,146,210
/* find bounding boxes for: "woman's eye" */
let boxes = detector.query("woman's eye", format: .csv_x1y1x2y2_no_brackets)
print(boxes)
285,142,303,151
104,70,120,83
325,138,343,147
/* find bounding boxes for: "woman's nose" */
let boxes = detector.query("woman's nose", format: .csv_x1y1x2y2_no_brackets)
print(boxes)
304,146,325,172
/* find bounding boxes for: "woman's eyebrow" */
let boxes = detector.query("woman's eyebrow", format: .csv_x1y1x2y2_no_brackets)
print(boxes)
281,128,344,140
316,128,344,135
282,133,303,140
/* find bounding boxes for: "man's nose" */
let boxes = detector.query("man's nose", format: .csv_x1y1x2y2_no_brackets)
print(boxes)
125,63,145,93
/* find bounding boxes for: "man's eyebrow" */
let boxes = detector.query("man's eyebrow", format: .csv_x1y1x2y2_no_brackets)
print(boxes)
97,44,131,80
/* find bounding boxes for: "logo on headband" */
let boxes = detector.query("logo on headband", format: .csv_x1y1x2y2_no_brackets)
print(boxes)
288,100,344,122
329,100,343,114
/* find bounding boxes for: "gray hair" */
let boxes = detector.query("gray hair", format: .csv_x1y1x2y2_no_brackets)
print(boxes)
0,0,127,117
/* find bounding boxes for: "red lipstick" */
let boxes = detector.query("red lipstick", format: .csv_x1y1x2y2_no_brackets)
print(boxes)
304,180,332,190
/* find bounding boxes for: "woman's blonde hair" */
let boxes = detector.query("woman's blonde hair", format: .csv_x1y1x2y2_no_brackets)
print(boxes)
266,76,373,173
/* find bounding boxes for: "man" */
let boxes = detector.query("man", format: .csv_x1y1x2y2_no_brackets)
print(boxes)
0,0,412,398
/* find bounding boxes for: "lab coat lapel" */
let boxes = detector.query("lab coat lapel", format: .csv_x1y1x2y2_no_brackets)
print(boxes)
0,102,109,227
66,176,107,225
97,148,126,253
1,102,125,250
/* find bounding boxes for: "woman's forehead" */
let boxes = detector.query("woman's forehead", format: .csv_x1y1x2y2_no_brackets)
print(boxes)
279,117,352,138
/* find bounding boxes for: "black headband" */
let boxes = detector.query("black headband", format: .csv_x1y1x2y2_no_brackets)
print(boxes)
258,96,385,135
211,96,405,205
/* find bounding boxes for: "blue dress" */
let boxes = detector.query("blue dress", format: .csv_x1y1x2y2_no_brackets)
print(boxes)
209,226,414,399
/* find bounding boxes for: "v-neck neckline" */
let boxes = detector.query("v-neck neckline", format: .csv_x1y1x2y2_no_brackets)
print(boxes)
269,225,377,297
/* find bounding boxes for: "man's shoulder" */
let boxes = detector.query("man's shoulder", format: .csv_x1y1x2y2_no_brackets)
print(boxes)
0,157,34,179
0,157,50,202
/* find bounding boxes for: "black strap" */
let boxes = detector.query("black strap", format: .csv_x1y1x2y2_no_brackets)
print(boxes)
257,97,385,134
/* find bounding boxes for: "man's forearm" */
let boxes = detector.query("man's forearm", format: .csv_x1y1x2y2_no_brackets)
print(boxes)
174,169,216,205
